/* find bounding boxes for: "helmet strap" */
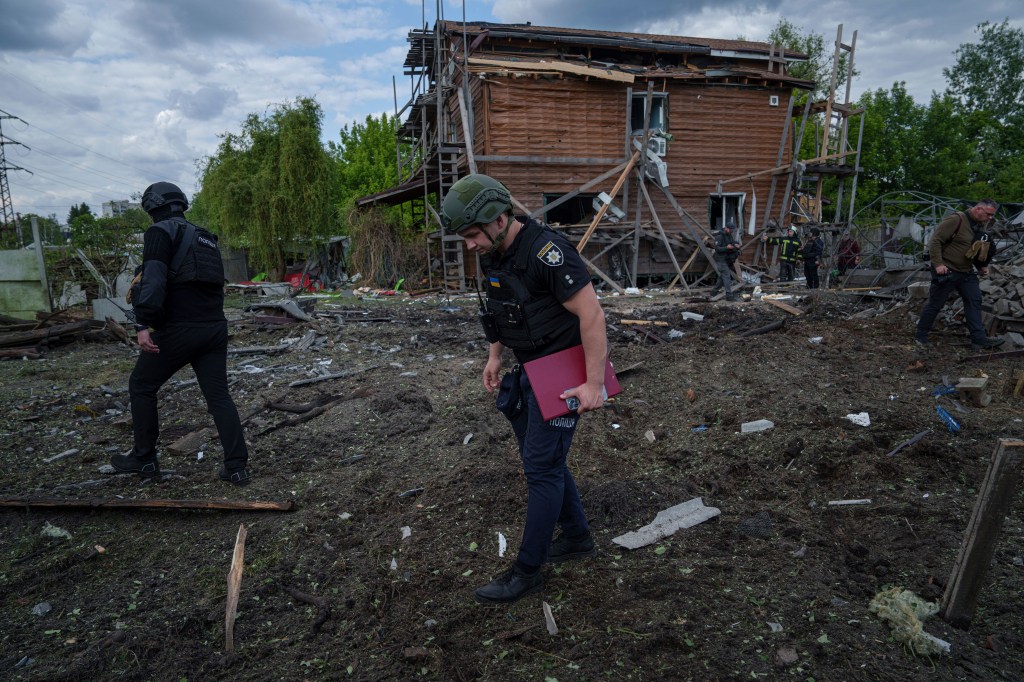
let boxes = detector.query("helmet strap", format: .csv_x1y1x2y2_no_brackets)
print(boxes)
484,214,512,255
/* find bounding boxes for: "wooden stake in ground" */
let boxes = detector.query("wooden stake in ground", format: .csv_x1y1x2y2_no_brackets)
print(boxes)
941,439,1024,629
225,523,248,653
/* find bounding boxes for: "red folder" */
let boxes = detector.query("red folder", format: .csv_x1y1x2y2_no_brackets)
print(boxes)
522,344,621,421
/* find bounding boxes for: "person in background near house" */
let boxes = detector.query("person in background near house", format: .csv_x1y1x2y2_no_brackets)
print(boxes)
836,234,861,275
709,221,738,301
801,227,824,289
112,182,251,485
915,199,1004,351
441,173,606,604
761,225,801,281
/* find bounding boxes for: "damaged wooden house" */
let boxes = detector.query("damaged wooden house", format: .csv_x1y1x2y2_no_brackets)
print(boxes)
358,20,863,292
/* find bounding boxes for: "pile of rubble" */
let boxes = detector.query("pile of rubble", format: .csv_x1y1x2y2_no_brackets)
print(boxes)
0,312,127,360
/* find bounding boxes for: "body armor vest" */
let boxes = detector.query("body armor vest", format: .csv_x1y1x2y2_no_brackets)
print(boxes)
156,217,224,285
481,221,579,351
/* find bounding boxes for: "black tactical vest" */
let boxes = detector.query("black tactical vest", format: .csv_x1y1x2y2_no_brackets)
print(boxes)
155,217,224,285
481,221,579,352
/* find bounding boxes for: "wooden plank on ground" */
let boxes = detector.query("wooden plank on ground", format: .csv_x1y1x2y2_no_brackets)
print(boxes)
941,439,1024,629
762,298,804,315
0,498,297,512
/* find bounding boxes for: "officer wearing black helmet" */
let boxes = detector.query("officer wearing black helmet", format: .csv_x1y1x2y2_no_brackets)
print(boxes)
442,174,608,604
111,181,251,485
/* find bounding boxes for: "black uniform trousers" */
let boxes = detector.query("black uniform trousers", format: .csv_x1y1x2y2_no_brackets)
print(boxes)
803,259,820,288
129,321,249,469
499,370,589,569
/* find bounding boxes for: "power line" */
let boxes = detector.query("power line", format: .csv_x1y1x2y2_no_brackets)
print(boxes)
1,109,32,228
0,67,167,178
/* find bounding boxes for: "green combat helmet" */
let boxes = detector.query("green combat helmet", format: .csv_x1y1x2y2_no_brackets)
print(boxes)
441,174,512,234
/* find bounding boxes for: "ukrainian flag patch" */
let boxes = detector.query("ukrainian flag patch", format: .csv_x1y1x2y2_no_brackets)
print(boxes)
489,277,501,288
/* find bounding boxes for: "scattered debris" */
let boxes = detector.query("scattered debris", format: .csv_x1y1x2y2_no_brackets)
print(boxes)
42,448,81,464
224,523,248,653
736,511,773,538
936,405,961,433
31,602,52,616
868,587,950,656
542,601,558,636
845,412,871,427
887,430,931,457
612,497,721,549
827,499,872,507
40,521,72,539
2,498,296,512
955,376,992,408
741,419,774,433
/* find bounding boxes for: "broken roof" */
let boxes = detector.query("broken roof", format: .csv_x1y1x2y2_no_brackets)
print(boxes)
437,20,810,61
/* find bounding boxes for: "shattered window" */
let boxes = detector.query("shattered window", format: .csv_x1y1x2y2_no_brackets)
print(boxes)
631,93,667,134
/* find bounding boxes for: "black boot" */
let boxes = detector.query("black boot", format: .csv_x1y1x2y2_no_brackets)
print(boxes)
474,565,544,604
219,467,251,486
110,453,160,478
548,531,597,563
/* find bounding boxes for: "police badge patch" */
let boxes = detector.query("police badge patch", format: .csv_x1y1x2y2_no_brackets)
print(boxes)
536,241,564,267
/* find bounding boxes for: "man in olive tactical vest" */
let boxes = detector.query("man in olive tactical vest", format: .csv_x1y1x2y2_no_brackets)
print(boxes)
111,182,251,485
442,174,607,604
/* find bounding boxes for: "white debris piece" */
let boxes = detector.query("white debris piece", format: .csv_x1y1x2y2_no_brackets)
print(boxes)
498,532,507,558
43,448,80,464
644,430,656,443
681,312,704,321
542,601,559,636
612,497,721,549
846,412,871,427
463,433,473,445
41,522,72,540
827,499,872,507
390,557,398,571
741,419,774,433
401,526,412,540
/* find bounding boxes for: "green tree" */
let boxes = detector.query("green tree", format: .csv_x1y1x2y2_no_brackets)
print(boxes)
330,113,404,216
192,97,340,275
67,202,93,226
942,19,1024,200
767,19,856,106
944,20,1024,125
855,82,925,205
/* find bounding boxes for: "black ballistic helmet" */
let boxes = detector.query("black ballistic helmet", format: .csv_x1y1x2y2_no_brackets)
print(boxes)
141,182,189,215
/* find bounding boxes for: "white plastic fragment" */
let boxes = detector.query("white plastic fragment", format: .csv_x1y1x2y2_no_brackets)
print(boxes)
624,287,643,295
741,419,774,433
768,621,784,633
542,601,559,636
612,497,721,549
644,430,656,443
43,448,80,464
463,433,473,445
808,336,823,344
390,557,398,571
681,312,704,321
827,499,872,507
41,522,72,540
846,412,871,427
498,532,507,558
401,526,412,540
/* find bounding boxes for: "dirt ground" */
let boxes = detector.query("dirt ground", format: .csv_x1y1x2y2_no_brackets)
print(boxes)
1,287,1022,681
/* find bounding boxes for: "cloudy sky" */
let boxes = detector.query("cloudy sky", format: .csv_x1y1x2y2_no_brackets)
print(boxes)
1,0,1020,227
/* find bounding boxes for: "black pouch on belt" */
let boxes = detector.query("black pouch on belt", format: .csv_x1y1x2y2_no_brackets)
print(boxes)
495,365,523,419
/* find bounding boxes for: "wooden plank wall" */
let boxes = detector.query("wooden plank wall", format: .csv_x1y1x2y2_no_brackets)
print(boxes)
468,76,792,235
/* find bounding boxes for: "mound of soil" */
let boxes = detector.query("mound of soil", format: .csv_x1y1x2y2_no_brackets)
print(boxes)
1,289,1021,681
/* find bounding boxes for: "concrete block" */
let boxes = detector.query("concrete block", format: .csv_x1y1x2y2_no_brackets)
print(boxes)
92,297,130,322
907,281,930,299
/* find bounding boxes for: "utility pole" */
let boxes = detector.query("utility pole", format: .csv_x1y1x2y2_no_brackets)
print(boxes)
0,108,33,246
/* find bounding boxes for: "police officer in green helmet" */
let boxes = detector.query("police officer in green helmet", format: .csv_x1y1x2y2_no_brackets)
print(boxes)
442,173,608,603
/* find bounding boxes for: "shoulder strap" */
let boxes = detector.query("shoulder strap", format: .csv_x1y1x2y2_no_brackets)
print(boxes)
944,213,965,245
168,221,197,275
